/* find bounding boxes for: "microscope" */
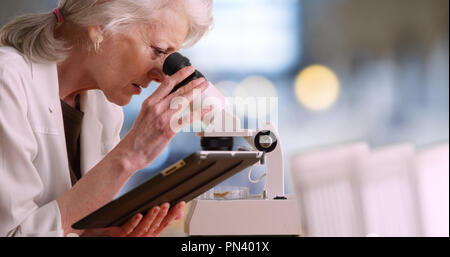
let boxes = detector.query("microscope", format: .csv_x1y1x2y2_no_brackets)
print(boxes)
164,53,301,236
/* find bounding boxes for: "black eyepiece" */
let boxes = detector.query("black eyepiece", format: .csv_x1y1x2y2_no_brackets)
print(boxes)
163,52,205,94
163,52,191,76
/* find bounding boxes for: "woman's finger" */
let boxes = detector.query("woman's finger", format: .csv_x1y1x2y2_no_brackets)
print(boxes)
134,71,203,131
164,79,209,118
145,203,170,236
145,77,207,123
144,66,195,107
163,77,207,105
127,206,160,237
144,77,206,123
152,202,186,236
175,201,186,220
171,105,213,133
118,213,143,236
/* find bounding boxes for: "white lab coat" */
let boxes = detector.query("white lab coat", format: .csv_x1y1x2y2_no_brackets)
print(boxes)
0,46,124,236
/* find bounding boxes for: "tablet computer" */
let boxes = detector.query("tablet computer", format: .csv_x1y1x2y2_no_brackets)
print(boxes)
72,150,264,229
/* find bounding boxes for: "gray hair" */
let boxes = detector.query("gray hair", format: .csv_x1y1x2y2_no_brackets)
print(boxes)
0,0,213,63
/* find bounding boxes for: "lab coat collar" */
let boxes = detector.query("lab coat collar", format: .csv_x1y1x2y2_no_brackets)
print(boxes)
30,61,105,177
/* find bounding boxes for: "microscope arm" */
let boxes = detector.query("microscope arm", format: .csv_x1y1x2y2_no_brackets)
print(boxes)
244,122,285,199
198,93,286,199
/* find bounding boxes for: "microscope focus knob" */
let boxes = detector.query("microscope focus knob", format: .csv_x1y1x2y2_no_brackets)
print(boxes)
254,130,278,153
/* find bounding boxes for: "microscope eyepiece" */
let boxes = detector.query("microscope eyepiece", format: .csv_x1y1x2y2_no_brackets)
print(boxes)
163,52,205,94
163,52,191,76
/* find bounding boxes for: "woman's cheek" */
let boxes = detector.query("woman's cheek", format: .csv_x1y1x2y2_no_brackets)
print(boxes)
132,49,155,75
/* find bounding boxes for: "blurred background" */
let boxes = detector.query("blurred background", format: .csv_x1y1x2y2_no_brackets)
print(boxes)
1,0,448,236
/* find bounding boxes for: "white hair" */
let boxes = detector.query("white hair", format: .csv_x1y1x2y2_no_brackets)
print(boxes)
0,0,213,62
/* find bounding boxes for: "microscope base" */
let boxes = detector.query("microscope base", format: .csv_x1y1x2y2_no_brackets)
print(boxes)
185,198,301,236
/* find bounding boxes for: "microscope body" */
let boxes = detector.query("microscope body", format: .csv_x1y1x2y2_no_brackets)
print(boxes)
184,122,301,236
162,52,300,236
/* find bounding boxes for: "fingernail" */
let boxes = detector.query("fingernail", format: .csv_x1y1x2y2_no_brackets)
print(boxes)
196,78,206,85
153,207,160,215
199,81,209,89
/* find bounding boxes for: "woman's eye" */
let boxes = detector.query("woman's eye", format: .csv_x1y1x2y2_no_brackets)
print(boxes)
153,48,166,57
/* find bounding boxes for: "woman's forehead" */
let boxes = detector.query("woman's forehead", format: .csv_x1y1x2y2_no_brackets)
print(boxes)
146,11,189,50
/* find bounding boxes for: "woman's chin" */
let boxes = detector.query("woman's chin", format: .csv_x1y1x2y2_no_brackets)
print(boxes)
117,97,133,107
106,94,132,107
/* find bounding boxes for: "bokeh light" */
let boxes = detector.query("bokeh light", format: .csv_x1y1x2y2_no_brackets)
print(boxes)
234,76,278,119
295,65,340,111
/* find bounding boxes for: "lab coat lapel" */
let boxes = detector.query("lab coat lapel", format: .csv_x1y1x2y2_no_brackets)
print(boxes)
29,61,72,191
79,91,104,176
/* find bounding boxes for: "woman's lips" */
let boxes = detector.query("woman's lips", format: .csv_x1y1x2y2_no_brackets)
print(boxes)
132,83,142,94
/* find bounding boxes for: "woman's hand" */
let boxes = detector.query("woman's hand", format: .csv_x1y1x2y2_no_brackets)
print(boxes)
114,66,210,174
80,202,185,237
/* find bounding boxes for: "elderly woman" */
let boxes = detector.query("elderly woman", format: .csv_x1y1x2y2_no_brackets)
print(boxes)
0,0,213,237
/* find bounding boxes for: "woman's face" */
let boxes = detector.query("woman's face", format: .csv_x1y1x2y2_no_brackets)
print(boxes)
87,8,190,106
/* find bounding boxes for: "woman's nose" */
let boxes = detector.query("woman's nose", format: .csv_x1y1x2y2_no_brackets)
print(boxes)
147,69,164,83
